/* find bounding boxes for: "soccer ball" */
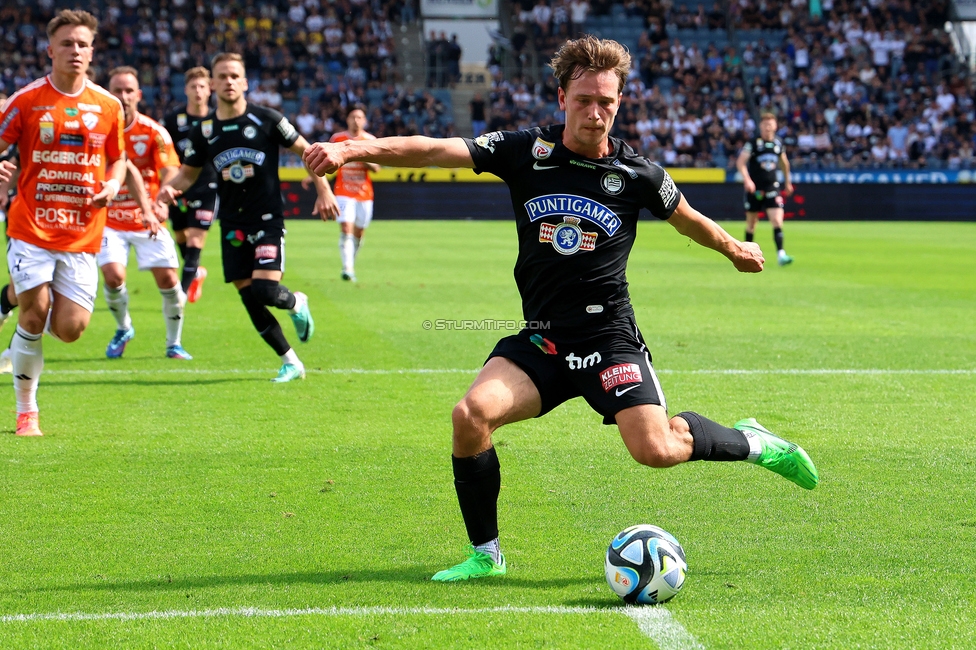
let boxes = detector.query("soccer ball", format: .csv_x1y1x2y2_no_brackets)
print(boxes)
605,524,687,604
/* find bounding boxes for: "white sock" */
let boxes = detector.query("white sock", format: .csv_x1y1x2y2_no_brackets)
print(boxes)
339,233,355,273
353,235,361,258
280,348,301,367
475,538,502,564
12,325,43,413
160,285,186,347
104,283,132,331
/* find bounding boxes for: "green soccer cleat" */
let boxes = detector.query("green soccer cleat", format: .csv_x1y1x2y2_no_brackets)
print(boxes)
431,545,507,582
290,292,314,343
735,418,819,490
272,363,306,383
778,252,794,266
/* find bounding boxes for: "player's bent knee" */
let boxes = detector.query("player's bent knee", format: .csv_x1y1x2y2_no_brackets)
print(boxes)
451,397,493,436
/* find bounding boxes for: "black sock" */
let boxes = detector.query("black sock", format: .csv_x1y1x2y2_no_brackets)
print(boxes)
177,241,188,260
251,278,297,310
773,227,784,252
0,284,13,315
239,286,290,355
180,246,201,293
745,230,754,243
679,411,750,462
452,448,501,546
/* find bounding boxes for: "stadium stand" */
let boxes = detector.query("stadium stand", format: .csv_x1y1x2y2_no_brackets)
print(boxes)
1,0,971,169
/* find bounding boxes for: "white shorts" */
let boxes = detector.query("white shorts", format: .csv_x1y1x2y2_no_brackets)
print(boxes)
336,196,374,229
96,227,180,271
7,238,98,312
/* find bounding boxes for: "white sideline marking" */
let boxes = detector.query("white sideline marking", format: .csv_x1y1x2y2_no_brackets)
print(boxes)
41,367,976,377
626,607,706,650
0,604,703,647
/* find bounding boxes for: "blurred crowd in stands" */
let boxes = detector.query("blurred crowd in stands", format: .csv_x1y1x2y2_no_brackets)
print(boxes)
504,0,974,168
2,0,973,169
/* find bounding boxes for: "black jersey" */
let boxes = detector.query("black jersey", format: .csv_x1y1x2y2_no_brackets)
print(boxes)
162,106,219,202
464,124,681,330
743,137,783,190
182,103,299,226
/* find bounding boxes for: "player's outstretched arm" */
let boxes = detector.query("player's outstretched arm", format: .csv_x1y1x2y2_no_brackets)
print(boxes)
303,136,474,176
667,195,764,273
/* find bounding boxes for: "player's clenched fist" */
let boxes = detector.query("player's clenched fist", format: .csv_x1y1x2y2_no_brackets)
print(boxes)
731,241,764,273
303,142,345,176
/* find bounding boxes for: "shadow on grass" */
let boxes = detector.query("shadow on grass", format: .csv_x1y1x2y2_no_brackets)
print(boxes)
12,569,600,595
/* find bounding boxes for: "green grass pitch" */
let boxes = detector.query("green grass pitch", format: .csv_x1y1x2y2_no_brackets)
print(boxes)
0,219,973,649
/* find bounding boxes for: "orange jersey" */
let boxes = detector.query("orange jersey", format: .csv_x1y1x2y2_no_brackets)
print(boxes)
0,76,124,253
108,113,177,232
330,131,376,201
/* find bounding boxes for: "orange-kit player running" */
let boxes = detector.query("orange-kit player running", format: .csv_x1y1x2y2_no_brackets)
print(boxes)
99,66,190,361
308,104,378,283
0,10,126,436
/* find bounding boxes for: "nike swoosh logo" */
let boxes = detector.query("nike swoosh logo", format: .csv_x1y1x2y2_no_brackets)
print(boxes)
258,258,275,264
533,162,558,170
207,137,219,144
615,385,640,397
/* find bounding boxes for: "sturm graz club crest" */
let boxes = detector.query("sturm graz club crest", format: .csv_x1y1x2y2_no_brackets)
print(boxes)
601,172,624,195
539,217,597,255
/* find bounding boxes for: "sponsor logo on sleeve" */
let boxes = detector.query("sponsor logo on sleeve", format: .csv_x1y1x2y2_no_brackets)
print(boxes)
539,217,597,255
0,107,20,137
474,131,504,153
600,363,643,392
524,193,620,236
658,171,678,206
276,118,296,140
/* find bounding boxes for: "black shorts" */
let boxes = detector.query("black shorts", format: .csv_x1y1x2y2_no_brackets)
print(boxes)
220,222,285,283
487,317,666,425
744,188,784,213
169,193,218,231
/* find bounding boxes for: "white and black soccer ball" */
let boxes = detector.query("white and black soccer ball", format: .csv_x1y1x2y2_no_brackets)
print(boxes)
605,524,687,604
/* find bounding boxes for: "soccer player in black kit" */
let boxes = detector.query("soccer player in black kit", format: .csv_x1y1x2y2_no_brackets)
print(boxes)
158,53,339,382
162,66,220,302
306,36,819,581
736,111,795,265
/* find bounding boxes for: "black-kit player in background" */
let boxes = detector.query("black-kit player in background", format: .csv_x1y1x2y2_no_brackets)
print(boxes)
736,111,795,266
157,53,339,382
162,66,220,301
305,37,819,582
